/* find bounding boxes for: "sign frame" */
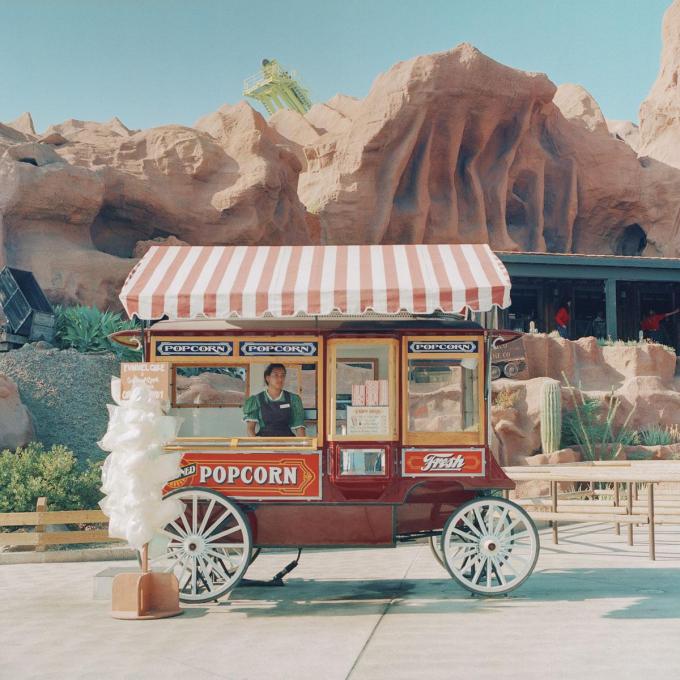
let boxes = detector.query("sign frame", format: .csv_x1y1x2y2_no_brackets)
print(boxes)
120,362,171,401
164,450,323,501
401,447,486,477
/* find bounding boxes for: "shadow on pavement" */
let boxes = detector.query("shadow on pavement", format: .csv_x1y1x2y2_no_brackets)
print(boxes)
214,568,680,620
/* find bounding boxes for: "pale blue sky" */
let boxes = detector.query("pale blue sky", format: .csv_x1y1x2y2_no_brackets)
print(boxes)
0,0,670,132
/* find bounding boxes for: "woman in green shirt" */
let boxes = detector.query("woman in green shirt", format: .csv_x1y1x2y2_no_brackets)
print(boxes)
243,363,306,437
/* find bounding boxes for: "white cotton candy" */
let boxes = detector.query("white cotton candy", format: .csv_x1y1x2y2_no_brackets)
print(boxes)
98,379,184,551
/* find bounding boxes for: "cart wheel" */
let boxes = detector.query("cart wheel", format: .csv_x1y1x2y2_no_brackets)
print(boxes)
429,535,445,567
442,497,539,596
490,364,502,381
144,488,253,603
503,361,520,378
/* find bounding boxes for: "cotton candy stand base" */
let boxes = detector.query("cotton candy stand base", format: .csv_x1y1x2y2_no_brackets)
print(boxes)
99,378,185,619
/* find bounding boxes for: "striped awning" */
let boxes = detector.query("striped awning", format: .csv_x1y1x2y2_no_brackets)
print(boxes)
120,244,511,320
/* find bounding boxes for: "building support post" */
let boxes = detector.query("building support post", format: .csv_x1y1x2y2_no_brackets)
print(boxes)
605,278,618,340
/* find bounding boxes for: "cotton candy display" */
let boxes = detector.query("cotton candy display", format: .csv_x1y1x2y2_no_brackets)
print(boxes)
98,378,184,551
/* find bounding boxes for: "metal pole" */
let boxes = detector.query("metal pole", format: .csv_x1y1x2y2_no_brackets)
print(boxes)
551,481,558,545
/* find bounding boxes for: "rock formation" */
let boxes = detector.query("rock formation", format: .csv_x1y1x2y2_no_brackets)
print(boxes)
640,0,680,167
491,334,680,465
0,374,34,449
3,4,680,307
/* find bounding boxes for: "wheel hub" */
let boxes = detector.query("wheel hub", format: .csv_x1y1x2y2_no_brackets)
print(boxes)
183,535,206,556
480,537,501,556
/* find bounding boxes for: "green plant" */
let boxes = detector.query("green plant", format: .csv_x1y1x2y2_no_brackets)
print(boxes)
637,424,680,446
54,305,141,362
561,373,636,461
0,443,102,513
540,380,562,455
626,450,654,461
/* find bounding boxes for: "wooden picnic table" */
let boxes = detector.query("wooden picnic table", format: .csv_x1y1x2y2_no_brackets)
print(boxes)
503,461,680,560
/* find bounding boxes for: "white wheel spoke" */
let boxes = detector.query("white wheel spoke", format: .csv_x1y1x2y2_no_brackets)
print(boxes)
198,498,216,536
448,526,478,543
208,525,242,542
491,556,507,585
192,494,198,534
473,507,489,535
460,514,484,538
169,520,187,538
191,556,198,595
203,508,233,540
179,509,193,537
207,542,245,549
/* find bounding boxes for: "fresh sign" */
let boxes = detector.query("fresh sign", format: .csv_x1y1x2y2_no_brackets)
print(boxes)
402,449,485,477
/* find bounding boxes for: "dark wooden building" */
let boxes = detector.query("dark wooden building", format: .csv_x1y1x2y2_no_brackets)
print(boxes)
495,252,680,349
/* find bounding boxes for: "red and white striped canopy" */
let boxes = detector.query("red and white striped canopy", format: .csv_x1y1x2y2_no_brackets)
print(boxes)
120,244,511,320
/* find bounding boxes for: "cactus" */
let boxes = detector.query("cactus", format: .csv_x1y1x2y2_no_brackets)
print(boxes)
540,379,562,454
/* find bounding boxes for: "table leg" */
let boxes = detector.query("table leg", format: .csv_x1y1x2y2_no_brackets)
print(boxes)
648,483,655,561
551,480,558,545
627,482,634,546
614,482,620,536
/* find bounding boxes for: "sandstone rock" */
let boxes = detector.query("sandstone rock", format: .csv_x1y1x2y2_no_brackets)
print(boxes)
525,448,581,465
133,235,190,259
607,119,640,152
520,334,676,389
283,43,680,256
639,0,680,167
554,84,608,135
0,374,34,449
6,112,36,137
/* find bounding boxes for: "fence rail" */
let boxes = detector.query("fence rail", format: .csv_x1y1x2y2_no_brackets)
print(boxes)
0,497,121,550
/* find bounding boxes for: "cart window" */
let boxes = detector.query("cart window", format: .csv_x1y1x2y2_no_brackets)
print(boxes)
173,366,248,407
406,358,480,439
329,340,397,440
340,448,386,476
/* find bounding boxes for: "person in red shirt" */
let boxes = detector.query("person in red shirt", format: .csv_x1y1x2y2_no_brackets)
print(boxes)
554,300,571,339
641,308,680,343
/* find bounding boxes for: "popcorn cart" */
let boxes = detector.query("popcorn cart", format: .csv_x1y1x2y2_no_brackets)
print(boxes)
113,244,539,602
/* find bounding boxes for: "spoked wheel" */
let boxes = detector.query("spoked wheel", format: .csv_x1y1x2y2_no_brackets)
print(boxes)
144,488,253,603
442,497,539,596
429,535,445,567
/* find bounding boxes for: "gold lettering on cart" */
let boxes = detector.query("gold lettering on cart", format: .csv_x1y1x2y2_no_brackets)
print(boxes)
199,465,298,486
421,453,466,472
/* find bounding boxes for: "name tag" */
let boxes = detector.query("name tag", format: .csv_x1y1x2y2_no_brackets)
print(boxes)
280,403,291,409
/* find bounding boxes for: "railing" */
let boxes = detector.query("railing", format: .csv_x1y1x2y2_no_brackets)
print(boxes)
0,497,121,550
504,461,680,560
165,436,318,451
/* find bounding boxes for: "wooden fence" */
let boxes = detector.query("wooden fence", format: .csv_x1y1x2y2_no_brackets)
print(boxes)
0,497,121,550
504,461,680,560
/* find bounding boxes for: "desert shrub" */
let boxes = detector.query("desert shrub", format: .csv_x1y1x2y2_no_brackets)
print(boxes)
493,389,519,409
561,374,636,461
637,424,680,446
54,305,141,362
626,450,654,461
0,443,102,513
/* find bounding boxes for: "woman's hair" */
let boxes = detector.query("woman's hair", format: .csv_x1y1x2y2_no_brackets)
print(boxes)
264,363,286,385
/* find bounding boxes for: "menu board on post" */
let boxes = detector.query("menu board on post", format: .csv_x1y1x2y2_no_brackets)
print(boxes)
120,362,170,401
346,406,389,435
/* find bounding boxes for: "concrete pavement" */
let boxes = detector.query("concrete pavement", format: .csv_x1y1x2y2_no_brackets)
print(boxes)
1,523,679,680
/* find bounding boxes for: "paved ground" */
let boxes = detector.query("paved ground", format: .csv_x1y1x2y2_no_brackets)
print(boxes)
1,523,679,680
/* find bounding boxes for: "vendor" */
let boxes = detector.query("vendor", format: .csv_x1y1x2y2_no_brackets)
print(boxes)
243,363,306,437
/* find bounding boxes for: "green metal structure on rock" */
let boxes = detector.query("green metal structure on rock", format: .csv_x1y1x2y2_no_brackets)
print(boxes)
243,59,312,115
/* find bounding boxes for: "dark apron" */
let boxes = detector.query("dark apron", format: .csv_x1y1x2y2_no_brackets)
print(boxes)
257,390,293,437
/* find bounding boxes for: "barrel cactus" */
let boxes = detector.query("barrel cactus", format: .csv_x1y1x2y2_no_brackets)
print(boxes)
540,380,562,454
